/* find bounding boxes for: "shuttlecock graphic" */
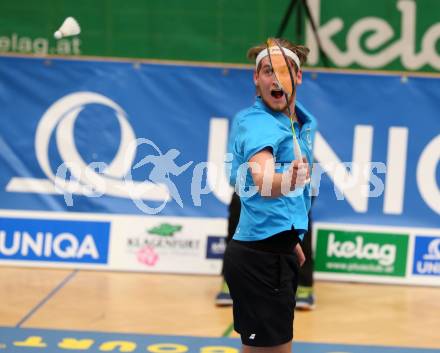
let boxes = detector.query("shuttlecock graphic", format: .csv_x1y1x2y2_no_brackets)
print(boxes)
54,17,80,39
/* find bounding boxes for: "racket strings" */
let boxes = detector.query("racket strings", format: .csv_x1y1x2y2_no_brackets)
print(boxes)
266,38,303,162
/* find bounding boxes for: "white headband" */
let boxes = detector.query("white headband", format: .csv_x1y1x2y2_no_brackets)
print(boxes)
256,47,301,70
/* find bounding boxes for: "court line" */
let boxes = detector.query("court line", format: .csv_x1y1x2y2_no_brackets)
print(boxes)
15,269,79,328
222,322,234,337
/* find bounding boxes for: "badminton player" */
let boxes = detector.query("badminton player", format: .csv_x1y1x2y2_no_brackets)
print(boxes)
223,38,317,353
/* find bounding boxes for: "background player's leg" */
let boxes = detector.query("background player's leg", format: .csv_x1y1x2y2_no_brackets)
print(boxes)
216,192,240,306
296,209,315,310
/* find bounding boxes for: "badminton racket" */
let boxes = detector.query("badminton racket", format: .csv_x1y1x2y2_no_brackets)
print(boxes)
266,38,310,184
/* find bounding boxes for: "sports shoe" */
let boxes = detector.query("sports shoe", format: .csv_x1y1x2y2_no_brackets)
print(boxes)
296,286,316,310
215,280,233,306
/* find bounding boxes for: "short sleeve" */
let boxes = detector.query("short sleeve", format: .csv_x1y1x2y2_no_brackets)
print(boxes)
236,112,284,162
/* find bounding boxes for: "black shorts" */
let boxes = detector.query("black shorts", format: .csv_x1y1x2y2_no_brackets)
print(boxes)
223,232,300,347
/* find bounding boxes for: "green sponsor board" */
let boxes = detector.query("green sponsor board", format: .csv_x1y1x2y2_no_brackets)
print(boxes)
1,0,439,72
315,229,409,277
0,0,287,62
305,0,440,72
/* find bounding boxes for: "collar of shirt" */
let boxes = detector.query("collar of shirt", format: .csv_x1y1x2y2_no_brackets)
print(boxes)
254,96,315,128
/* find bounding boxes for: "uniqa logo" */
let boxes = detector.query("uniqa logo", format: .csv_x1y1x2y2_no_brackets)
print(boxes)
210,238,226,255
306,0,440,70
5,92,170,205
415,238,440,275
0,231,99,259
326,232,396,266
423,238,440,260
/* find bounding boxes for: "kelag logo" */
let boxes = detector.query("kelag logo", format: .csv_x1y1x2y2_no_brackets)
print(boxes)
315,229,409,277
206,236,226,259
413,236,440,276
0,217,110,264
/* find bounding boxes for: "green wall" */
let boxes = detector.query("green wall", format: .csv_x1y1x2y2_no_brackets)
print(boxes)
1,0,439,72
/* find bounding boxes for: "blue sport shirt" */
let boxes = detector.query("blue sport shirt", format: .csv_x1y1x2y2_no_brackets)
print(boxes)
228,97,317,241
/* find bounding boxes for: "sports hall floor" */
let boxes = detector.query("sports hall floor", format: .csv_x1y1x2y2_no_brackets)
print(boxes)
0,266,439,352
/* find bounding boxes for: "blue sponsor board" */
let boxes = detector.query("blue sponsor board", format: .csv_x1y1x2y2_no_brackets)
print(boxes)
206,235,226,259
413,236,440,276
0,56,439,228
0,217,110,264
0,327,439,353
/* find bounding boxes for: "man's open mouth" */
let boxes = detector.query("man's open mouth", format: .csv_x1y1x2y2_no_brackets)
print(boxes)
271,89,284,99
